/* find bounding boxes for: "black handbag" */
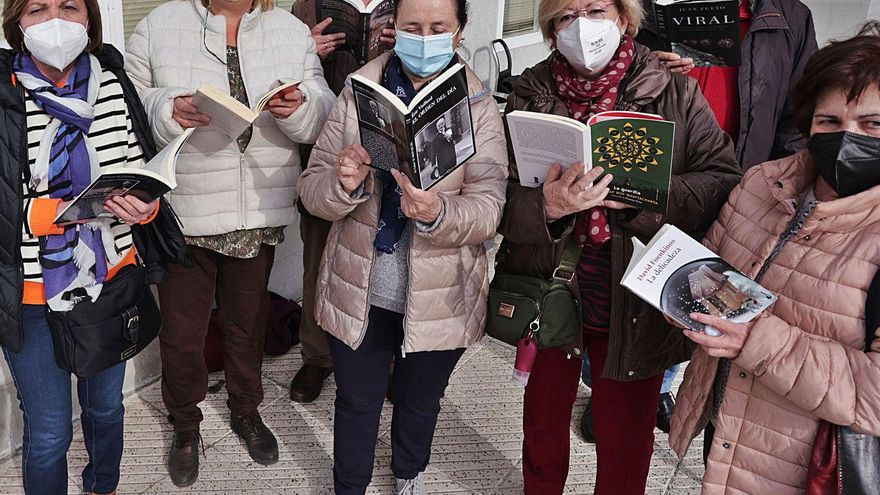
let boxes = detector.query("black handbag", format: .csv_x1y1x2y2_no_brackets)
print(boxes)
807,268,880,494
46,264,162,378
486,239,582,348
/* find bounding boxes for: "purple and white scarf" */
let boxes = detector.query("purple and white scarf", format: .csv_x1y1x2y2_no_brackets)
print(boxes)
14,53,122,311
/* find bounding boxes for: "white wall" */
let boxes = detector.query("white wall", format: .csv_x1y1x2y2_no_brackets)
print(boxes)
801,0,873,46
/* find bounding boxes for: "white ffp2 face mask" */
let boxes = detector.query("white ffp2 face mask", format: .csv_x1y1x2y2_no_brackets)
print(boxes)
555,16,622,74
22,18,89,71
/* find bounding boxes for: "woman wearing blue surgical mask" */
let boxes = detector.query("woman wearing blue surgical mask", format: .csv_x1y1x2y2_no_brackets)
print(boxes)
497,0,741,493
0,0,183,494
296,0,508,493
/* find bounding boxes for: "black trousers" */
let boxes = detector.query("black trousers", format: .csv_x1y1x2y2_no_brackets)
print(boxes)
328,306,465,494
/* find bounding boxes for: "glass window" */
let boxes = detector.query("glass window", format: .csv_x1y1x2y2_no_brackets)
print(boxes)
503,0,539,37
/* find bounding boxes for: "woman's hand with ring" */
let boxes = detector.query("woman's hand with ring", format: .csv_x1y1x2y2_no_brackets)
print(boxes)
311,18,346,59
336,144,372,194
104,196,159,225
542,163,613,221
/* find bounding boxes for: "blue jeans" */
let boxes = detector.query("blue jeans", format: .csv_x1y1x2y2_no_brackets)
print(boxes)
581,356,680,394
2,305,126,495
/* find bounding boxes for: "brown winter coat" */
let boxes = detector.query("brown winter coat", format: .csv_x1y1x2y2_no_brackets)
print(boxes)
296,52,508,353
670,151,880,494
498,44,742,381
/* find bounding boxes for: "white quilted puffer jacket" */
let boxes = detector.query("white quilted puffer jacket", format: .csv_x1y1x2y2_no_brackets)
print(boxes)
125,0,335,236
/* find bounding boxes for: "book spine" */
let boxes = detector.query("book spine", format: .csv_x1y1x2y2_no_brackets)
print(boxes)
360,14,370,65
655,4,668,38
404,114,419,188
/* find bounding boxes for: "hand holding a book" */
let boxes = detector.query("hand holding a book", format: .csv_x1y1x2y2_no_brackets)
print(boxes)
172,96,211,129
542,163,613,222
103,196,159,225
267,85,305,120
390,169,442,224
311,18,347,59
336,143,372,194
655,51,695,75
682,312,755,359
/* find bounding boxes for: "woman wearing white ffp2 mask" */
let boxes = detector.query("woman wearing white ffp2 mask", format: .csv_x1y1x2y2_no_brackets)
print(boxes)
499,0,741,493
0,0,175,494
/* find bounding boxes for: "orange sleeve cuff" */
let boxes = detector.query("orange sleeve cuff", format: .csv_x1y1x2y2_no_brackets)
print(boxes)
29,198,65,237
140,202,160,225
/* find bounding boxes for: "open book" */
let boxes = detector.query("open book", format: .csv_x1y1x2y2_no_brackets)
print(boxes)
317,0,395,65
53,128,194,224
351,63,476,190
621,224,777,335
653,0,741,66
507,110,675,213
191,80,301,139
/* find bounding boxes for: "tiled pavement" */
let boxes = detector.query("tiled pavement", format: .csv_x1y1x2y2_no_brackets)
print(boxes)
0,338,704,494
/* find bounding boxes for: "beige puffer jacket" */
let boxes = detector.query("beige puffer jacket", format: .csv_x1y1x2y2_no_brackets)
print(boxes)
296,53,508,353
670,151,880,494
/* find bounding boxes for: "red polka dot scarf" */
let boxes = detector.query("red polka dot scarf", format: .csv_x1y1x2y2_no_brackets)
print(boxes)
550,35,635,247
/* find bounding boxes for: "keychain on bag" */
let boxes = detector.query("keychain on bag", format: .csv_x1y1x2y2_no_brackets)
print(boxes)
513,330,538,386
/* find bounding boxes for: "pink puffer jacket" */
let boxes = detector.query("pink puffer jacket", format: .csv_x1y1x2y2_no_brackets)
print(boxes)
296,53,508,353
670,151,880,494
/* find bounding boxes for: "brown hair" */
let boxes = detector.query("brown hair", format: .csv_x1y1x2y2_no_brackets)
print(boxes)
200,0,276,10
791,21,880,136
2,0,103,53
538,0,643,43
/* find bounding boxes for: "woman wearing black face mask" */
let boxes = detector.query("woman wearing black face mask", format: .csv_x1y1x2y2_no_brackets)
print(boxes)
670,22,880,494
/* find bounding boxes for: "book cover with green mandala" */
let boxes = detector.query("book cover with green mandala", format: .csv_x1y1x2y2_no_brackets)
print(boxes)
590,118,675,213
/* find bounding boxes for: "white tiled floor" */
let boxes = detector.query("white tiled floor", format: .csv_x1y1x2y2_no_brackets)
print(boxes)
0,339,704,494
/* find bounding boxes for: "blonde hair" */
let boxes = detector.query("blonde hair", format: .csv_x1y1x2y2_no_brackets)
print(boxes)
201,0,276,10
538,0,644,44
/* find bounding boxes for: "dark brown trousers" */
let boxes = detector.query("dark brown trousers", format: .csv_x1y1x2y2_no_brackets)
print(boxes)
157,244,274,432
299,212,333,368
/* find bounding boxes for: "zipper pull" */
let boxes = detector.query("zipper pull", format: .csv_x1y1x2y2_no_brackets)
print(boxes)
400,344,407,359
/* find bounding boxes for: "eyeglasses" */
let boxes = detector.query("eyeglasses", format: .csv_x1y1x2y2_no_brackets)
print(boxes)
554,5,618,30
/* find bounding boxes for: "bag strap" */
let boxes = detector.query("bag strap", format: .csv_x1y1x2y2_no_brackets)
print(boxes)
550,239,583,288
864,267,880,352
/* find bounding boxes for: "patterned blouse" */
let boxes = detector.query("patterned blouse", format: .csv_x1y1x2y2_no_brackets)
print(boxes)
185,45,284,259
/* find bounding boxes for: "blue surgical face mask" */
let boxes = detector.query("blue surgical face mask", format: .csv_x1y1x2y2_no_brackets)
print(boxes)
394,28,459,78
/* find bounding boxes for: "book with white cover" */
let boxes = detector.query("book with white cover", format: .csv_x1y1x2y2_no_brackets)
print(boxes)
54,128,195,223
191,80,301,139
621,224,777,334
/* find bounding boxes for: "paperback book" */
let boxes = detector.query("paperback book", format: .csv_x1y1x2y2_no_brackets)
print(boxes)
316,0,396,66
621,224,777,335
351,63,476,190
191,80,301,139
54,128,194,224
653,0,741,66
506,110,675,213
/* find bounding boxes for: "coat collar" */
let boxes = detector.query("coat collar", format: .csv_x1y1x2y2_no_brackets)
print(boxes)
759,150,880,233
190,0,264,35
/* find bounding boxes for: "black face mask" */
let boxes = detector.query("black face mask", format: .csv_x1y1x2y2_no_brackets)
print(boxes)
809,131,880,197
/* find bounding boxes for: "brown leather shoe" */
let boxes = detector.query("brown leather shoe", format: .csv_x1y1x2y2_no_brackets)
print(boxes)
289,364,333,403
168,430,202,487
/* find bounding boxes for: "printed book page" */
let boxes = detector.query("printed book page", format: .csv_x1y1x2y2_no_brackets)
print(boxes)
507,111,590,187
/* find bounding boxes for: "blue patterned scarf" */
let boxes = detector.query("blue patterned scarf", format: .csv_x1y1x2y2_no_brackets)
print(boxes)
14,53,121,311
373,55,417,254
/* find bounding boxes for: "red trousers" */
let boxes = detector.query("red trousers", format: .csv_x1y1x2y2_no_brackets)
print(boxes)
522,333,664,494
